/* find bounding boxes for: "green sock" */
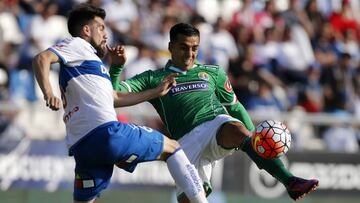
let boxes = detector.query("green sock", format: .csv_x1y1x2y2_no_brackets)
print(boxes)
241,137,293,185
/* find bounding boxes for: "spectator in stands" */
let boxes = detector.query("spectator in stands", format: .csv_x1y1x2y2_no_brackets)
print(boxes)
230,0,256,30
352,68,360,121
163,0,192,22
0,1,24,47
143,15,178,66
15,0,68,102
208,17,239,72
0,63,9,100
196,0,221,24
282,0,313,35
329,0,360,41
103,0,140,44
253,0,282,42
189,14,213,64
313,22,339,70
0,1,24,101
138,0,164,40
228,46,259,108
281,0,315,72
21,0,68,63
277,26,309,85
298,65,324,113
231,31,284,109
304,0,327,41
123,43,157,79
87,0,102,8
253,27,281,69
321,53,356,113
247,79,286,114
232,25,253,59
335,29,360,64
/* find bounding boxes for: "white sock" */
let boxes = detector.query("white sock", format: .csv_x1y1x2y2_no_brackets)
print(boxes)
166,148,208,203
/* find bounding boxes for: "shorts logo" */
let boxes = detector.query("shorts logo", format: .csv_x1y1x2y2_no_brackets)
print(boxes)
224,79,233,92
75,174,95,189
198,72,209,81
169,81,208,96
126,154,138,163
116,154,138,169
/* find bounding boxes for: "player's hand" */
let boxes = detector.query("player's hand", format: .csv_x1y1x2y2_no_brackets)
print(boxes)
156,73,178,96
106,44,127,66
44,95,61,111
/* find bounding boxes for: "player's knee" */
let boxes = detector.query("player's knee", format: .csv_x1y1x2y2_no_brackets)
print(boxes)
159,137,180,160
217,122,251,149
166,139,181,153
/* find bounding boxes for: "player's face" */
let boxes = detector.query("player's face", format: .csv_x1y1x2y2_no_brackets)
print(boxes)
169,34,199,70
89,16,107,58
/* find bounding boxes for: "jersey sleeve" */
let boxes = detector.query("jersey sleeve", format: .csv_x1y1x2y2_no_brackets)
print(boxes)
215,67,255,132
110,66,153,93
48,38,96,66
109,64,124,91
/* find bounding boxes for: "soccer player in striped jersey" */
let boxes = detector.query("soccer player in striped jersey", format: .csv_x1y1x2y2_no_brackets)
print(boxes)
32,4,208,203
110,23,319,202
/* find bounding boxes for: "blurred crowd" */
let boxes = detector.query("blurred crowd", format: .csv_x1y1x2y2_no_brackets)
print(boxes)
1,0,360,152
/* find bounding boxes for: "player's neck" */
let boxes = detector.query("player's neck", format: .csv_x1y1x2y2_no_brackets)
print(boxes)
171,63,195,71
180,66,191,71
169,64,196,73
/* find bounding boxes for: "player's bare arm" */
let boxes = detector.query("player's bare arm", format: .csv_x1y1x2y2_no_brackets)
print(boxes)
113,73,177,107
32,50,61,111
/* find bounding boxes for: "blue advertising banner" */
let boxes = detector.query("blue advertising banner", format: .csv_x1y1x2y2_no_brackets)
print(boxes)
0,138,175,192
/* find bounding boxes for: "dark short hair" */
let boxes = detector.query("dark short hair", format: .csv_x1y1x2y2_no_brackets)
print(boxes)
169,23,200,42
67,3,106,37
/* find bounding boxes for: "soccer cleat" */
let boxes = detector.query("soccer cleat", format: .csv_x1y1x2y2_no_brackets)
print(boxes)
286,176,319,201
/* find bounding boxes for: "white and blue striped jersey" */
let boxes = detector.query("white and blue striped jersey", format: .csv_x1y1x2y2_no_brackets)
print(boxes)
49,37,117,148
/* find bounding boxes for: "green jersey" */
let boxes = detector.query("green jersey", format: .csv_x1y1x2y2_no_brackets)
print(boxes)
111,61,255,140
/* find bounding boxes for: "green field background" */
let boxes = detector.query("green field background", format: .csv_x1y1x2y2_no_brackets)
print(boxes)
0,189,359,203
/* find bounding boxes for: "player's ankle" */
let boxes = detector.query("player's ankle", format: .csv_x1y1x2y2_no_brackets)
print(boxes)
239,136,251,151
189,191,208,203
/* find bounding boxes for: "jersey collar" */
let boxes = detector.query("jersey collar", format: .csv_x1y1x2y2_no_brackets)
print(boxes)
77,37,97,54
165,60,199,74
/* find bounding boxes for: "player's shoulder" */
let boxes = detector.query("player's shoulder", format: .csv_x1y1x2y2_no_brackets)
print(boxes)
69,37,90,49
197,63,222,73
202,64,220,69
139,67,169,78
144,67,165,75
57,37,76,45
53,37,85,51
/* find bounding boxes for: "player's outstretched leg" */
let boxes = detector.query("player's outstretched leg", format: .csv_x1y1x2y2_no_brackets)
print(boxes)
241,136,319,201
161,136,208,203
218,122,294,184
286,176,319,201
217,122,319,201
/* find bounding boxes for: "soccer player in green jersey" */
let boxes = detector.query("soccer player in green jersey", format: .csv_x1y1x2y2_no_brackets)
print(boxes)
110,23,319,202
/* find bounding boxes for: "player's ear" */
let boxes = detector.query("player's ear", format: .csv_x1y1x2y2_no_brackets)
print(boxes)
168,41,174,53
82,25,91,38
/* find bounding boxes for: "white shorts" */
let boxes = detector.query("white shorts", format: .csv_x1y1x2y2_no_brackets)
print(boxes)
177,114,242,197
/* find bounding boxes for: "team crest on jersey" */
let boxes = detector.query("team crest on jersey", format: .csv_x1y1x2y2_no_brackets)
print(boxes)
224,79,233,92
198,72,209,81
169,81,208,96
